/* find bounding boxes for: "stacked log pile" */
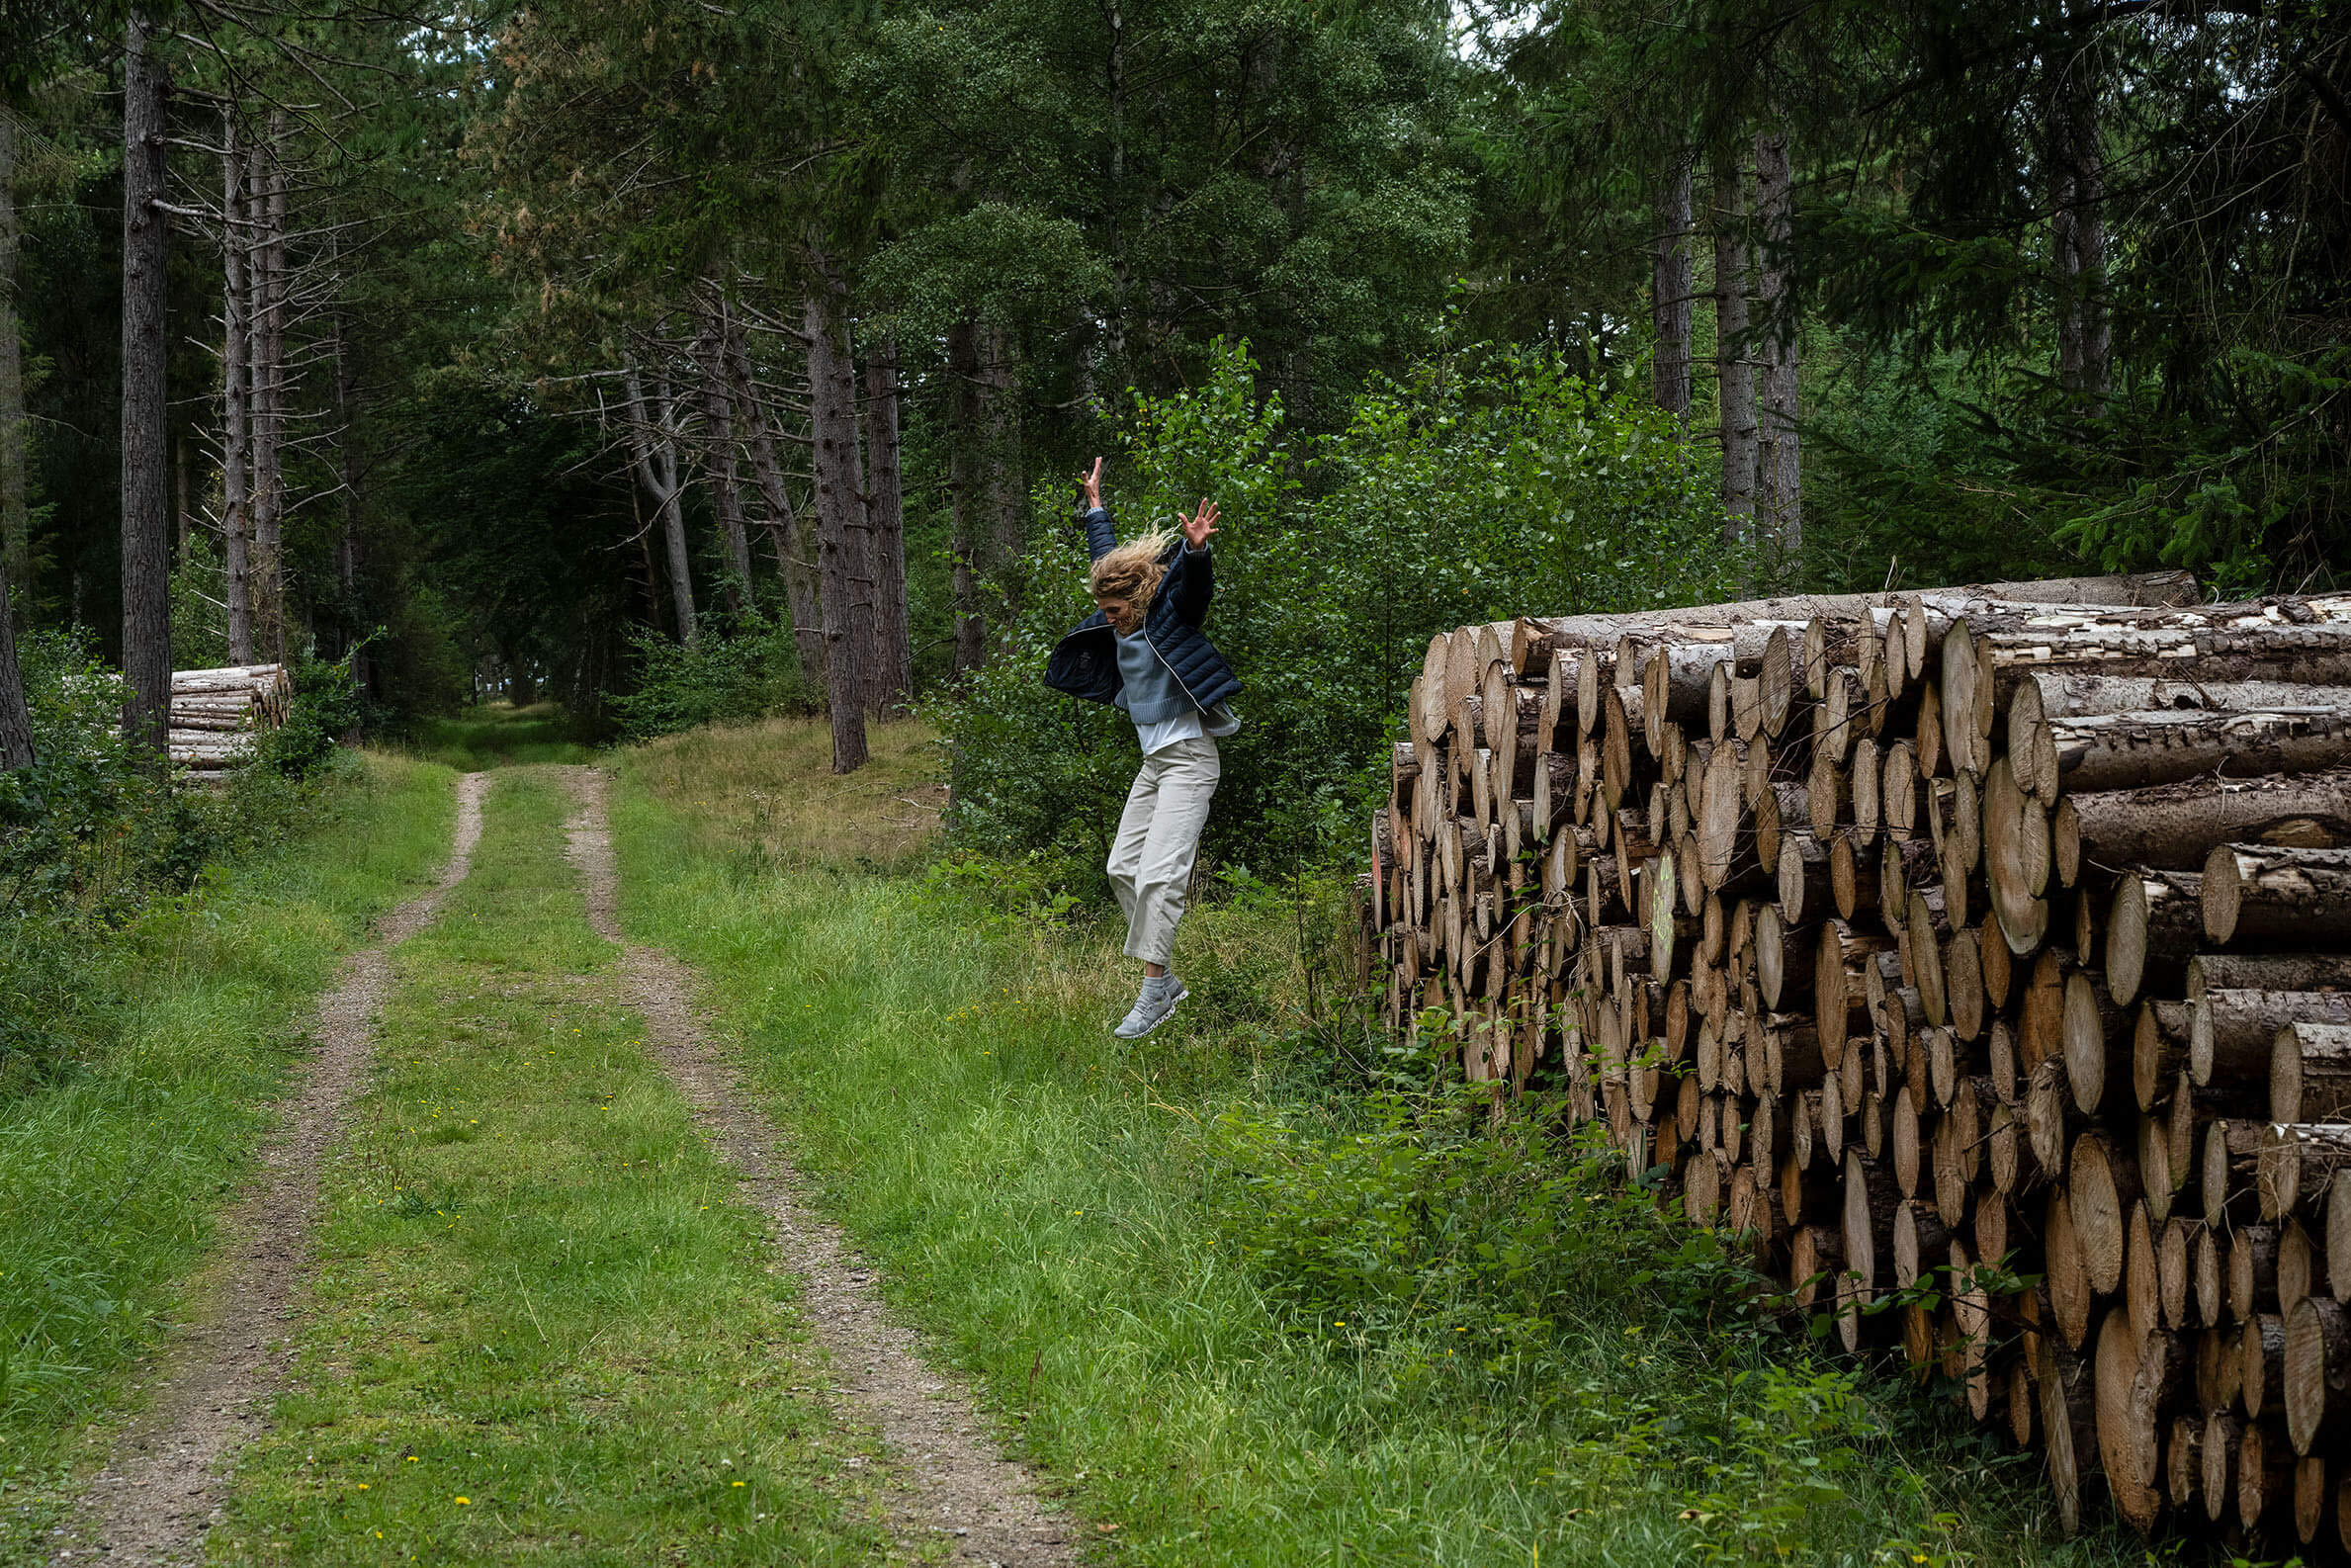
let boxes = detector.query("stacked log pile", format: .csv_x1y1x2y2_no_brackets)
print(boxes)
169,663,291,773
1366,570,2351,1545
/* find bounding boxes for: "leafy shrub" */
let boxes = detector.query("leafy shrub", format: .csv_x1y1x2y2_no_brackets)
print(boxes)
1205,1046,1972,1563
607,608,819,740
258,651,373,778
0,635,174,926
0,634,335,1091
937,337,1741,893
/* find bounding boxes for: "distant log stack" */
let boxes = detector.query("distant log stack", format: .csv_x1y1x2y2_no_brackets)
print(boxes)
169,662,291,773
1364,570,2351,1545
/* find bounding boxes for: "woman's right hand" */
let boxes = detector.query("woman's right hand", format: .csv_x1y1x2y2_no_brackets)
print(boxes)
1081,456,1104,511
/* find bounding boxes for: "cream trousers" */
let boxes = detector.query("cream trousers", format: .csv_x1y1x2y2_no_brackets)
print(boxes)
1106,735,1221,966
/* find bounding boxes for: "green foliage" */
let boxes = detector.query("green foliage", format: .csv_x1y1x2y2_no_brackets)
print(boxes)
1210,1098,1907,1561
606,609,819,741
256,651,372,778
0,635,351,1089
939,337,1738,885
856,0,1472,413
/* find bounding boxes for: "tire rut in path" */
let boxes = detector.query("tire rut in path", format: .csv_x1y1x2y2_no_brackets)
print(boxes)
66,771,490,1567
556,765,1076,1567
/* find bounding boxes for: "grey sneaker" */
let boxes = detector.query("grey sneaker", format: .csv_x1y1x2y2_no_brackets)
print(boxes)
1114,975,1186,1038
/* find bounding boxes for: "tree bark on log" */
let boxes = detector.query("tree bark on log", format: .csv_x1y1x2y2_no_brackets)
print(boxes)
2260,1123,2351,1222
2191,989,2351,1090
2105,869,2203,1008
2203,844,2351,945
2275,1021,2351,1125
1521,573,2199,652
2056,766,2351,885
2048,705,2351,796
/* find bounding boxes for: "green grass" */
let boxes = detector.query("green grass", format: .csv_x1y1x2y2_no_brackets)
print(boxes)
210,770,888,1566
607,729,2149,1568
0,753,460,1561
396,705,601,771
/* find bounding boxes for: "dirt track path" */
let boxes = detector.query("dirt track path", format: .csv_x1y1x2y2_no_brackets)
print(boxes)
64,772,489,1567
557,765,1077,1567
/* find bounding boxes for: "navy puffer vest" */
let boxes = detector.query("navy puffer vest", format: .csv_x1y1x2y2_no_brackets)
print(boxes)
1042,506,1242,715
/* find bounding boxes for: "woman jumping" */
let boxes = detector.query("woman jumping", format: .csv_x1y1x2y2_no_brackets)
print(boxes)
1044,457,1241,1038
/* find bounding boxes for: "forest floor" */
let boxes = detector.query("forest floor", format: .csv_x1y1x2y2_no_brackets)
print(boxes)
13,711,2160,1567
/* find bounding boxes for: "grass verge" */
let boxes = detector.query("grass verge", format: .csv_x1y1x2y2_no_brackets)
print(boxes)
621,716,946,873
212,770,888,1566
0,754,459,1560
609,724,2146,1568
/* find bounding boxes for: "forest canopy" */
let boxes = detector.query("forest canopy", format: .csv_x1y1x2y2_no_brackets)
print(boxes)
0,0,2344,785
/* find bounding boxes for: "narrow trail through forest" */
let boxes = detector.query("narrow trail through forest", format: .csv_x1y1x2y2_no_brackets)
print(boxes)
556,765,1075,1566
69,772,490,1566
54,764,1070,1566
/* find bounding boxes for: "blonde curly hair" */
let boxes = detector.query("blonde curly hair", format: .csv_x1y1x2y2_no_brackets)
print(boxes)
1088,527,1180,634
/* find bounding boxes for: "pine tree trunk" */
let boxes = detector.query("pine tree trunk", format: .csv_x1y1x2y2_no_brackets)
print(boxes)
621,367,697,647
1712,150,1755,547
653,375,697,647
827,299,881,716
1752,127,1799,564
247,118,288,660
0,110,27,627
120,12,173,759
982,322,1022,568
861,338,913,716
947,316,988,674
804,291,869,773
689,306,754,616
2051,45,2111,412
174,433,190,564
722,313,822,685
220,116,253,663
333,314,365,701
0,554,31,768
1652,151,1693,418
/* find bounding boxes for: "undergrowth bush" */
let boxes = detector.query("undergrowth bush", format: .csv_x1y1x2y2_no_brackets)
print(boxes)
937,337,1741,896
0,634,350,1092
608,607,818,740
1205,1032,1991,1564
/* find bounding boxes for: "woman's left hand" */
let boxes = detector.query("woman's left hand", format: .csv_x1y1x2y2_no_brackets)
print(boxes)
1183,498,1219,550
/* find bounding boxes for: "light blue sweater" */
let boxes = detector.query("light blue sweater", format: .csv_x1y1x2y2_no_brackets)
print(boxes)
1113,630,1193,725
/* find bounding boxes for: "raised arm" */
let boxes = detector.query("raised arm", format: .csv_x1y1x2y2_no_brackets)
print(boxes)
1079,455,1116,561
1171,497,1218,625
